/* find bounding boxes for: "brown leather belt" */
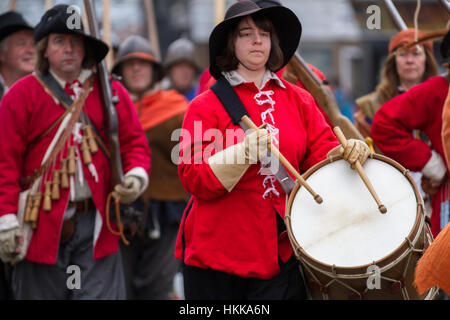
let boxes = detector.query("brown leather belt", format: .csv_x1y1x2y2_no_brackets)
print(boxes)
68,198,96,215
61,198,96,244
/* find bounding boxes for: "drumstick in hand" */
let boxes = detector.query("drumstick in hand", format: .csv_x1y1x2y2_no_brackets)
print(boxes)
241,115,323,204
333,127,387,214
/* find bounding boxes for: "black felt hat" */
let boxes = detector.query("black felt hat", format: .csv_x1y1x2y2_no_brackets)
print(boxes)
0,11,34,42
209,0,301,79
34,4,109,63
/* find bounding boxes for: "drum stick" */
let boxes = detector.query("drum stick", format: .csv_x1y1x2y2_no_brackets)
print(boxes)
333,127,387,214
241,115,323,204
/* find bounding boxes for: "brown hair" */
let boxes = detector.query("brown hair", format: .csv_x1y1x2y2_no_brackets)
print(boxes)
215,13,284,74
375,46,438,104
35,35,97,74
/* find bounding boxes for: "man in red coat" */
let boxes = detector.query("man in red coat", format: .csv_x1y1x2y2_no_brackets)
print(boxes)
0,10,35,302
371,37,449,239
0,5,151,299
0,11,35,100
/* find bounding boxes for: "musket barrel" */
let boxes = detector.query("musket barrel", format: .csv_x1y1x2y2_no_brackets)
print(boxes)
382,0,408,30
439,0,450,13
83,0,124,187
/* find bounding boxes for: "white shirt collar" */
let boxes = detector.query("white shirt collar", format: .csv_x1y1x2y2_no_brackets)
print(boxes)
49,68,92,88
222,69,286,90
0,73,9,93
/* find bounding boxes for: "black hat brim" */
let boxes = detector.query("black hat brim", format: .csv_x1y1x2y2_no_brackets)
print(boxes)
0,25,34,42
111,55,165,82
34,4,109,64
209,5,301,79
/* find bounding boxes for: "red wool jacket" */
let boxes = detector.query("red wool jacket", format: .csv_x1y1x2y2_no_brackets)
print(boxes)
371,76,449,237
175,77,338,279
0,74,151,264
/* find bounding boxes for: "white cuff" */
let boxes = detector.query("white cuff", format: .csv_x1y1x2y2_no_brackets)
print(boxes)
125,167,149,195
0,214,20,232
422,150,447,182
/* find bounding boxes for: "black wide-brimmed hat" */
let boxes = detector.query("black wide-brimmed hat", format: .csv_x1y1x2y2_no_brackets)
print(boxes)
441,29,450,59
0,11,34,42
209,0,301,79
34,4,109,64
251,0,282,8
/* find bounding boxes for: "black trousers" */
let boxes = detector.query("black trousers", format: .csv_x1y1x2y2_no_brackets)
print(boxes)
0,261,12,300
183,256,306,300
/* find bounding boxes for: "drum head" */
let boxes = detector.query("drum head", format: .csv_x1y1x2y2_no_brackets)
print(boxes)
290,158,418,268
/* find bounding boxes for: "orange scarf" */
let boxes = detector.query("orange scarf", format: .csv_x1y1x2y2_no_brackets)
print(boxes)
135,89,188,131
414,84,450,296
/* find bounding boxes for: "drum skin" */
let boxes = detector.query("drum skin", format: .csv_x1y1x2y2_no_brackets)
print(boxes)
285,154,438,300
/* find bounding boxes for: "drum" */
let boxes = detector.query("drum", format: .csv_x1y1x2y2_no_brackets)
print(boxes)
285,154,438,300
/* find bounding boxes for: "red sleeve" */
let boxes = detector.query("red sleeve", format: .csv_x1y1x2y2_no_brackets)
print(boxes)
177,92,229,200
0,84,29,216
113,81,151,175
371,79,444,171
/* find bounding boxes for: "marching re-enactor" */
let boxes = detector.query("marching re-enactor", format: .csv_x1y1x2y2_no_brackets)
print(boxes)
111,35,189,300
0,11,36,100
175,0,370,299
0,5,151,299
0,10,36,301
413,29,450,297
372,31,450,239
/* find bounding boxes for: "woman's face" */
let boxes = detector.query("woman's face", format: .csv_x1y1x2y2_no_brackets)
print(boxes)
234,16,271,73
395,45,426,85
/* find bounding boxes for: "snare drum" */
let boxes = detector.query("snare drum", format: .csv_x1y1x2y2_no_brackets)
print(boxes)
285,154,438,300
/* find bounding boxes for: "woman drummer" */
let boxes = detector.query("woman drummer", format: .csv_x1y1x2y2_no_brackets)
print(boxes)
175,0,370,299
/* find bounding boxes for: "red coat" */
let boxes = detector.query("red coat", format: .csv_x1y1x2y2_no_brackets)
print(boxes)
371,76,449,237
0,74,151,264
196,65,334,127
175,77,338,279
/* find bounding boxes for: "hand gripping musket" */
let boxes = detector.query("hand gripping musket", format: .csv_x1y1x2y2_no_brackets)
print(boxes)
285,53,364,141
83,0,123,188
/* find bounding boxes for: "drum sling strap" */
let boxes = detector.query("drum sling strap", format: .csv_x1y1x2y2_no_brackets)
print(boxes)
210,76,296,194
181,77,294,262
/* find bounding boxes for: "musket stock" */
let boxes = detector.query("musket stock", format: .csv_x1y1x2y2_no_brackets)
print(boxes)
287,53,364,141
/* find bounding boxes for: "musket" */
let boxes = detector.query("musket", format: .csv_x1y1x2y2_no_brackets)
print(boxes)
144,0,161,60
83,0,124,188
214,0,226,26
102,0,113,71
45,0,52,10
9,0,16,11
382,0,408,30
285,53,364,141
439,0,450,13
